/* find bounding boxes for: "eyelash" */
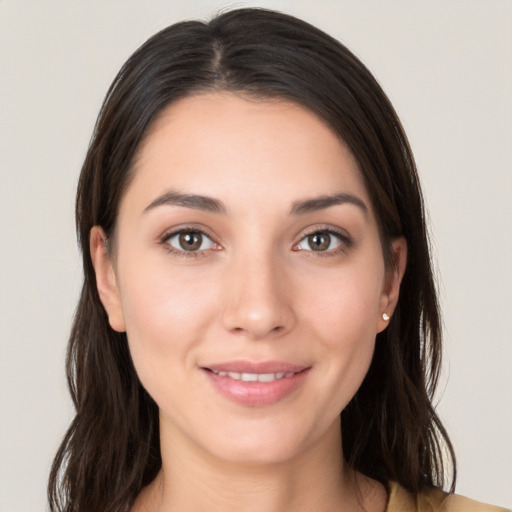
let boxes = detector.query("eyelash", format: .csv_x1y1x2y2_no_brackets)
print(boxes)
294,228,353,257
160,227,218,260
159,226,353,259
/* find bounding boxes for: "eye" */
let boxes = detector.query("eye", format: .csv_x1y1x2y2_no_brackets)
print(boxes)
165,229,215,252
295,230,346,252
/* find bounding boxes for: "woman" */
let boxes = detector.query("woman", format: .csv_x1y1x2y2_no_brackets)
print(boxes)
47,8,508,512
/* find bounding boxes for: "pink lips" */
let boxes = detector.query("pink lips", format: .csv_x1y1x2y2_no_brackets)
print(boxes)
201,360,310,407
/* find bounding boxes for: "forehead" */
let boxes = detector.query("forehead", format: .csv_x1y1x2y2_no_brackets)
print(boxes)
124,92,372,216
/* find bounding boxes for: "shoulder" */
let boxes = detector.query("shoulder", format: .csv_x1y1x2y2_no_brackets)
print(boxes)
386,481,510,512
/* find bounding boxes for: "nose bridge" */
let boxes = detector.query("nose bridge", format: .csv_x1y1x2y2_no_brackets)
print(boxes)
222,243,294,339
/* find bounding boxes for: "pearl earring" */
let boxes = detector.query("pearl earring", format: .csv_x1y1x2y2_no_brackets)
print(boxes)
382,312,390,321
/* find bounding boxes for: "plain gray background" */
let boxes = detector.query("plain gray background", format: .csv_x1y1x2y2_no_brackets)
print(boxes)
0,1,511,510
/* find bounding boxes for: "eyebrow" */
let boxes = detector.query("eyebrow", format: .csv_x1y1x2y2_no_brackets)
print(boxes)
143,190,368,217
290,193,368,216
143,191,227,214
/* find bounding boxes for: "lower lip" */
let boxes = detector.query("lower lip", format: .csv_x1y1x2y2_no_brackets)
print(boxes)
202,368,310,407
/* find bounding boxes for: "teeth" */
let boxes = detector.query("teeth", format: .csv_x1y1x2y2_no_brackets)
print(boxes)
210,370,296,382
256,373,274,382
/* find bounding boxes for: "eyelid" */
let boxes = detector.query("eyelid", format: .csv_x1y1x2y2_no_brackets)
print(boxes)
159,223,218,242
295,224,351,242
293,226,353,254
159,225,222,257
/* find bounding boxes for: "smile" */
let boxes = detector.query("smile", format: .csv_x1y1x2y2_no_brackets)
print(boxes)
208,370,297,382
202,362,310,406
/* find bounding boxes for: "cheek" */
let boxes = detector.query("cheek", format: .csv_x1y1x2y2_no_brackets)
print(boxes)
116,254,220,386
299,264,383,405
304,263,383,343
120,248,218,329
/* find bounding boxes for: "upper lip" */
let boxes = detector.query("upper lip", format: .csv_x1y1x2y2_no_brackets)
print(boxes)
202,360,309,374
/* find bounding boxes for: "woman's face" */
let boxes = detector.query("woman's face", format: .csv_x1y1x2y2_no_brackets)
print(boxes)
92,92,405,465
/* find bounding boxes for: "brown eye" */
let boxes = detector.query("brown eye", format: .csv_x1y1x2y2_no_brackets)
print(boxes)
296,230,345,253
167,230,214,252
307,233,331,251
179,231,202,251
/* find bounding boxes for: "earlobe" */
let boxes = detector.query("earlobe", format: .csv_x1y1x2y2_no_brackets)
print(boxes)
377,237,407,333
89,226,126,332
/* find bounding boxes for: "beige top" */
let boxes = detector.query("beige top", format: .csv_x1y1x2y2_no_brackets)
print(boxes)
386,482,510,512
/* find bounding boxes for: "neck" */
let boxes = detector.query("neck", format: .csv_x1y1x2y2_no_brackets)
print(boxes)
134,419,386,512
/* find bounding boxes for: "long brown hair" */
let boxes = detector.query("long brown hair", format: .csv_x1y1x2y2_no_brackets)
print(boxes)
48,8,455,512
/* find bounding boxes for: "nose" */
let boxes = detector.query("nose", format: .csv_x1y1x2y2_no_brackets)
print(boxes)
221,251,296,340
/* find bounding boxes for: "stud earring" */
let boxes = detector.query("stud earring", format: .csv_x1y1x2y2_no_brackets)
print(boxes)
382,312,390,321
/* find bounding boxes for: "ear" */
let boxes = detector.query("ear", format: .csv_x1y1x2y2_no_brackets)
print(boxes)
377,237,407,333
89,226,126,332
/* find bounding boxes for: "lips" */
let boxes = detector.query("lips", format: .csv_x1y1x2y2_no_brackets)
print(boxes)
209,370,296,382
201,360,310,407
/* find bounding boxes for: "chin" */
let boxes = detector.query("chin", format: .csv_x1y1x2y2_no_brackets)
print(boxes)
209,435,305,466
195,414,337,467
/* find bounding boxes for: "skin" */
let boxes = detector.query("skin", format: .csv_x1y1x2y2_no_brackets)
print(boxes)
91,92,407,512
